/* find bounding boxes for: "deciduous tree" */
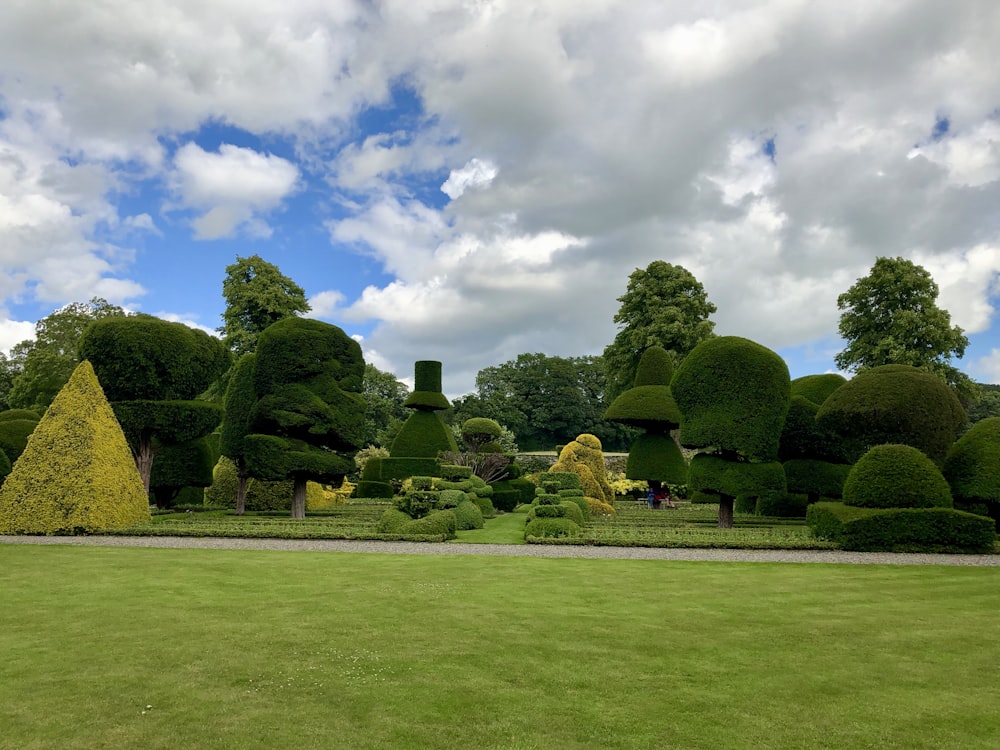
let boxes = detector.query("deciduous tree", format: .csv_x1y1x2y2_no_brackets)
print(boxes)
835,256,974,401
603,261,716,402
219,255,310,354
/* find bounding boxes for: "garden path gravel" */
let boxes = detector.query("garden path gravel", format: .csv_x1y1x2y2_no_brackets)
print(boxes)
2,534,998,566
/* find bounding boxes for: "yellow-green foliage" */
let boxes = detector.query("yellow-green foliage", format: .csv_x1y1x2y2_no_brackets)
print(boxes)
550,458,603,501
308,480,355,510
586,497,616,515
607,471,647,497
555,434,613,502
0,360,149,534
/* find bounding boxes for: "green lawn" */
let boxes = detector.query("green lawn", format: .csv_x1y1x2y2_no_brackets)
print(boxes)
453,512,527,544
2,544,998,749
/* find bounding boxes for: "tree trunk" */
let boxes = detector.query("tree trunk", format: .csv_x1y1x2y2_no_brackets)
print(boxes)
291,477,307,519
718,494,735,528
235,474,248,516
134,437,155,500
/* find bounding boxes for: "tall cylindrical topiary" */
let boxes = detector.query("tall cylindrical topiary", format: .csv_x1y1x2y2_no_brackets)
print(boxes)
672,336,791,527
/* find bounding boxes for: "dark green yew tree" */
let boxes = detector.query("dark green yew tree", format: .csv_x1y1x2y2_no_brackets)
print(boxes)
672,336,791,527
943,417,1000,528
79,315,232,495
149,437,216,508
604,346,686,493
219,354,257,515
242,318,365,519
816,364,965,466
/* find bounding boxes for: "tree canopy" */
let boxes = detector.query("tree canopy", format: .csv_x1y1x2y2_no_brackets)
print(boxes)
4,298,126,413
602,261,716,401
361,363,410,447
464,353,632,452
835,256,973,400
219,254,311,355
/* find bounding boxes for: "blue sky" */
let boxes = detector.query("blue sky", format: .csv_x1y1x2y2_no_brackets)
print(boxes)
1,1,999,397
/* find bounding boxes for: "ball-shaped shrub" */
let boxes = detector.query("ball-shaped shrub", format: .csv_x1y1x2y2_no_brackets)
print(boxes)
842,444,952,509
790,374,847,406
672,336,791,461
816,365,965,466
943,417,1000,503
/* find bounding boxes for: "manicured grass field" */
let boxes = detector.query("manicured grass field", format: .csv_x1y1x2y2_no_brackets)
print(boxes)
2,544,998,749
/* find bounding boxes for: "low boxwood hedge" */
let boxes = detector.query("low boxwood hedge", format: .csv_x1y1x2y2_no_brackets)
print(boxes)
807,501,996,553
524,516,580,540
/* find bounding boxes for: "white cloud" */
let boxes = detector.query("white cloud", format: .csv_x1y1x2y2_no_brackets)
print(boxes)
152,312,218,337
0,320,37,353
441,158,498,199
170,143,300,239
309,290,347,318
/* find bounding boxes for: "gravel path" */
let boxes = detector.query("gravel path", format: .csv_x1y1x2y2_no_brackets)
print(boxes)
3,534,998,566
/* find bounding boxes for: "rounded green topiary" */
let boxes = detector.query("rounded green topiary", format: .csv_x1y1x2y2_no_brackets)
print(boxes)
625,432,687,484
842,444,952,509
816,365,965,466
779,395,847,463
672,336,791,462
943,417,1000,503
453,499,485,530
0,361,150,533
633,345,674,386
604,347,681,429
524,516,580,539
790,374,847,406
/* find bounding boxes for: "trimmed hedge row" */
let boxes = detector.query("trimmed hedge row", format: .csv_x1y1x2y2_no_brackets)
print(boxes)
806,501,996,553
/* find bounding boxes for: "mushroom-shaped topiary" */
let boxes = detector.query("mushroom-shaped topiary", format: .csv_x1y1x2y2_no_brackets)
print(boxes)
673,336,791,527
842,444,952,509
943,417,1000,528
779,395,852,504
461,417,503,453
816,365,965,466
604,346,686,495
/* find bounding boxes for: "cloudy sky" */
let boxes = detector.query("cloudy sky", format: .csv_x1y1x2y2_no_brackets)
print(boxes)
1,0,999,396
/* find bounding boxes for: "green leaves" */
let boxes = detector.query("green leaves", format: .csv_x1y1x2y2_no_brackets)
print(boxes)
219,255,311,355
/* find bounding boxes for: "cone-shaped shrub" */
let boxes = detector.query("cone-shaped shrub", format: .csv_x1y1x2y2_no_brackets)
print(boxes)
0,360,149,533
842,444,952,509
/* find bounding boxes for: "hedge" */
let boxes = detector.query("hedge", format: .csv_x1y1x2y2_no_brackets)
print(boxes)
807,502,996,553
783,459,850,499
524,517,580,539
453,499,485,530
688,454,786,499
790,373,847,406
944,417,1000,503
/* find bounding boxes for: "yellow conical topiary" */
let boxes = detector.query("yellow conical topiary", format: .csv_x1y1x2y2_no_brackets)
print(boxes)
0,360,150,534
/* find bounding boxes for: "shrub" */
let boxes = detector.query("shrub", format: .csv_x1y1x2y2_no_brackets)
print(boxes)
0,409,41,423
944,417,1000,504
472,494,496,519
688,454,786,499
531,504,566,519
672,336,791,462
816,365,965,465
453,499,485,530
790,374,847,406
406,509,457,539
354,445,389,475
559,500,585,526
550,458,605,503
807,501,995,553
783,459,851,499
585,497,616,515
395,490,438,519
0,361,149,534
377,456,441,481
440,464,473,480
438,489,469,508
843,444,952,509
625,432,687,484
0,418,39,465
556,435,614,502
779,396,847,464
524,516,580,539
689,491,716,504
756,492,810,517
390,410,456,458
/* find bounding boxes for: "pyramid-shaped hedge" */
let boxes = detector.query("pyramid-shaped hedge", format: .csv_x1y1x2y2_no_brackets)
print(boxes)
0,360,150,534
